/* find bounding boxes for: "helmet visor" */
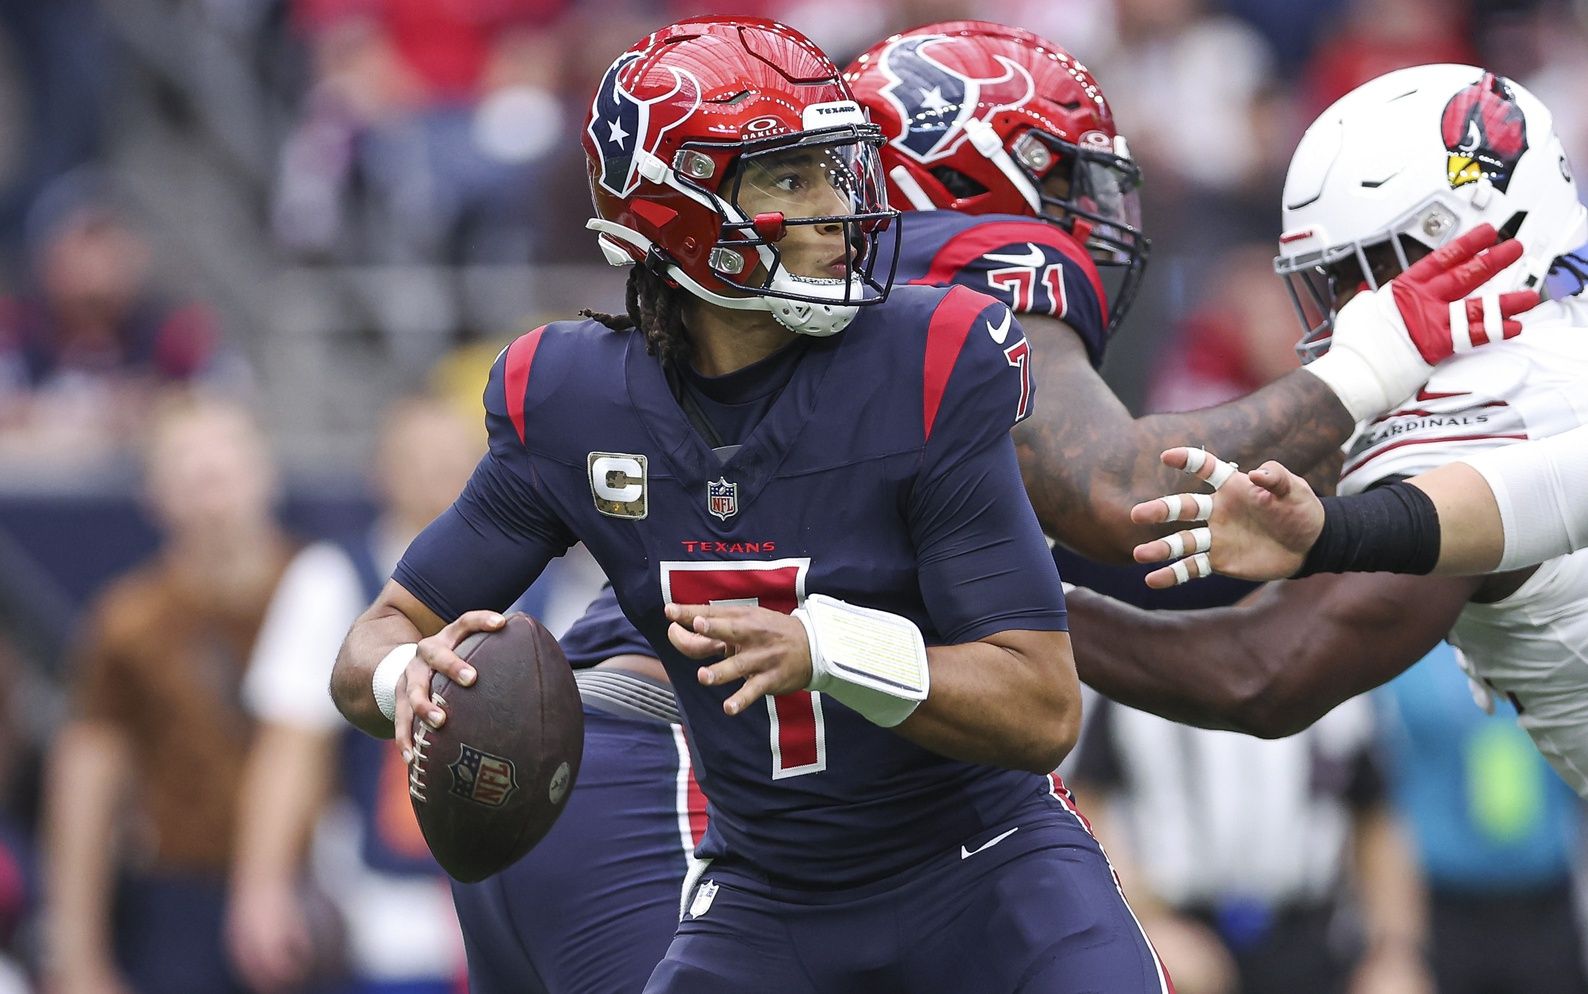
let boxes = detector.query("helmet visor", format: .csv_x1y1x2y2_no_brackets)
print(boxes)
695,128,899,308
734,140,890,225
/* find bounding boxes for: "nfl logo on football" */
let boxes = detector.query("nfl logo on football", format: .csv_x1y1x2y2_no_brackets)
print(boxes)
449,744,519,808
707,477,738,521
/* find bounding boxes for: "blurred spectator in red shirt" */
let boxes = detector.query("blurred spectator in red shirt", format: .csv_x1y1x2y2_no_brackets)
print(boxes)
292,0,570,102
1301,0,1477,117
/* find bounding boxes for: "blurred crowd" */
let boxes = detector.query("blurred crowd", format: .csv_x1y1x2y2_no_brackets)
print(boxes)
0,0,1585,991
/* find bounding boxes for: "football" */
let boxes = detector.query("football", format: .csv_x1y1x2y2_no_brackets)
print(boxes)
407,612,584,882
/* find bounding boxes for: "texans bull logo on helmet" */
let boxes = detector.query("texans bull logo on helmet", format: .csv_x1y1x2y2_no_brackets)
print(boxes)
1441,71,1529,193
587,50,704,197
876,34,1035,163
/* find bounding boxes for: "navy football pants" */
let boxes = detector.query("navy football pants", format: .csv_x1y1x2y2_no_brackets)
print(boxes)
645,779,1172,994
450,706,701,994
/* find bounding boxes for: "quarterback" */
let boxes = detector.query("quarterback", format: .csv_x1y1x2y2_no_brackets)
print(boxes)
332,17,1171,992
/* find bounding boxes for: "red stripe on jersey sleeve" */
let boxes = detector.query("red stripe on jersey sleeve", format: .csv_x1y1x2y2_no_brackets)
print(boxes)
922,285,987,444
910,219,1107,311
504,326,547,444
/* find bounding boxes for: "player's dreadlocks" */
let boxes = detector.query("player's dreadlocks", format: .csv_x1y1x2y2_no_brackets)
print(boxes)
581,264,692,366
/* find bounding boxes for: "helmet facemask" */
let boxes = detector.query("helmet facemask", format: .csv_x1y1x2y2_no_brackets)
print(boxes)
1011,128,1150,334
1275,200,1466,363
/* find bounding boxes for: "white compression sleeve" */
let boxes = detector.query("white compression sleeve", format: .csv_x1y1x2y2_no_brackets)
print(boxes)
1462,423,1588,571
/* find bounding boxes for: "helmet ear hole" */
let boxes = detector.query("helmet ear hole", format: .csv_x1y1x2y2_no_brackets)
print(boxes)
930,167,987,200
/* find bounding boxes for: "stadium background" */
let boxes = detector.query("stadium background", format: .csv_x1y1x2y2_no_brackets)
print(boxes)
0,0,1585,991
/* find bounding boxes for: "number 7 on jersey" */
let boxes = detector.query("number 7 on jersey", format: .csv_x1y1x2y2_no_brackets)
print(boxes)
661,559,826,779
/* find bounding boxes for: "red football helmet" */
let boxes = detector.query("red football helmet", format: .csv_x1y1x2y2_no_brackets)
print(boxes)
846,21,1149,332
583,18,898,337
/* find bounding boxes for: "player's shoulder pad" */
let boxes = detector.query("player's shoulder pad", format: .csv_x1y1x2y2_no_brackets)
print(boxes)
918,283,1035,450
908,212,1109,367
484,317,626,451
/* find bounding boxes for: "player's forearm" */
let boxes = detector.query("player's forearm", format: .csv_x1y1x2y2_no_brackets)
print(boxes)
332,583,441,738
1134,369,1353,497
1398,462,1505,573
1439,424,1588,573
43,724,130,967
1067,574,1459,738
1064,589,1279,733
897,630,1080,773
1014,344,1351,563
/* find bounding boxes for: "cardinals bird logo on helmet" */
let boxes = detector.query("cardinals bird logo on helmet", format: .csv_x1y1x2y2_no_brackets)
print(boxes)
877,35,1036,163
1441,72,1529,193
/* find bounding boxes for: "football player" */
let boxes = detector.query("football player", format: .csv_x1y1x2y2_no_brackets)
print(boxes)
1063,65,1588,799
332,17,1174,993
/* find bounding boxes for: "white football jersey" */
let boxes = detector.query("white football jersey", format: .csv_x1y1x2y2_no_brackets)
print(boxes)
1340,295,1588,795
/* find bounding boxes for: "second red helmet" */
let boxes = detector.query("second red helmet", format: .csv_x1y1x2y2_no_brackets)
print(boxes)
847,21,1149,331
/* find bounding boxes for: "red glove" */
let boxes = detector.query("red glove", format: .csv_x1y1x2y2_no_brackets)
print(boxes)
1308,223,1542,421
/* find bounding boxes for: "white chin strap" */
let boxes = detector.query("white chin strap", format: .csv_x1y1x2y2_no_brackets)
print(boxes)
761,272,864,337
586,218,863,337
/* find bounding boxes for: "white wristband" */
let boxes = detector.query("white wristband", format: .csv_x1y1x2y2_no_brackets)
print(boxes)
373,642,418,722
794,594,929,728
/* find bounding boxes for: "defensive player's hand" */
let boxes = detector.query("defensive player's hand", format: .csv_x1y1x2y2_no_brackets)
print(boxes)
394,611,499,761
1309,223,1539,422
1130,447,1324,587
665,602,812,717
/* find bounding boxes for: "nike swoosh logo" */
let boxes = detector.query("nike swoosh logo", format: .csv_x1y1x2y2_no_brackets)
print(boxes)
983,243,1046,268
986,310,1012,344
960,826,1019,859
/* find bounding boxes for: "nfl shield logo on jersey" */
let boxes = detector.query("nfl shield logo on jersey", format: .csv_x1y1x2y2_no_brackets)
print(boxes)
707,478,739,521
449,744,519,808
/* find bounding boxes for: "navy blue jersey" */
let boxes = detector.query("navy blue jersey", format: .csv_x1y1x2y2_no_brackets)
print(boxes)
395,283,1068,887
560,584,650,668
886,210,1110,367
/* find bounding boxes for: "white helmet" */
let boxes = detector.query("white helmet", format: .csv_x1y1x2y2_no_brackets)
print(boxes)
1275,64,1588,359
